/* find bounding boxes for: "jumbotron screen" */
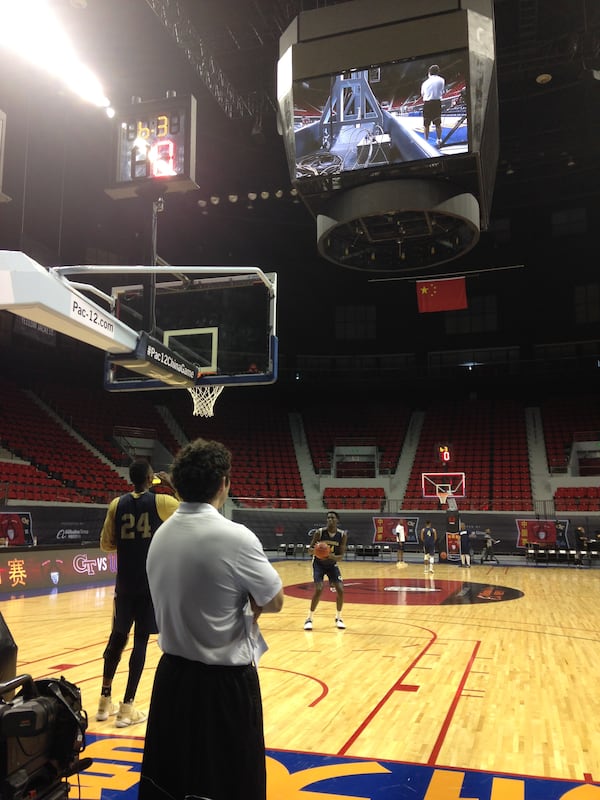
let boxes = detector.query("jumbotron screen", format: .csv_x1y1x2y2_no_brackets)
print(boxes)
291,50,469,181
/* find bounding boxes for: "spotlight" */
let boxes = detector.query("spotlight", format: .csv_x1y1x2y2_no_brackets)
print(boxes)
290,188,298,196
260,191,269,200
248,192,257,201
535,73,552,85
228,194,239,203
275,189,284,199
567,156,575,167
210,196,220,205
197,199,207,207
505,164,514,175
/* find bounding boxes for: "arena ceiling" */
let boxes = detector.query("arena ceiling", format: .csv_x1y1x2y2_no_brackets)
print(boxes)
49,0,600,220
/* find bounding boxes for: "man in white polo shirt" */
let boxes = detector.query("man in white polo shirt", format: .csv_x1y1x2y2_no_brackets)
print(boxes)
421,64,446,147
139,438,284,800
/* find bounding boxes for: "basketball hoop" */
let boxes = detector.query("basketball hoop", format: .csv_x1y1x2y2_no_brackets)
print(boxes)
187,384,225,417
436,486,449,506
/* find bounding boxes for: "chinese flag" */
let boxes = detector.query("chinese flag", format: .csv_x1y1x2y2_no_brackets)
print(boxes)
416,277,467,313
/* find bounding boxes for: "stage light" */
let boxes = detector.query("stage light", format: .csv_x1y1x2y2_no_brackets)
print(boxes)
0,0,111,108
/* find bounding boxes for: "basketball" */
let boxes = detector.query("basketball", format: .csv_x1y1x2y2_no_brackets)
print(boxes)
314,541,331,559
440,551,447,561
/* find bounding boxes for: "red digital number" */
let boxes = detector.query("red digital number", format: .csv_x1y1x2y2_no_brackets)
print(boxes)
149,140,177,177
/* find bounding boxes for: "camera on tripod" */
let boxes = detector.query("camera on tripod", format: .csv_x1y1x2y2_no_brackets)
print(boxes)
0,653,90,800
0,673,90,800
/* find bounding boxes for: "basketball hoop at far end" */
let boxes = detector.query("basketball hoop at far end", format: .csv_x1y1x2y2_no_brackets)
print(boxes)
436,486,449,506
187,384,225,417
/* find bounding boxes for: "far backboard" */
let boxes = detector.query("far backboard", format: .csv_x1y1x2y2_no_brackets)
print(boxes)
103,267,277,391
421,472,466,499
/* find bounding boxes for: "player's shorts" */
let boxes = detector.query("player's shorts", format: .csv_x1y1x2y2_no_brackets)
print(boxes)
113,592,157,636
423,99,442,126
422,542,436,557
312,559,343,585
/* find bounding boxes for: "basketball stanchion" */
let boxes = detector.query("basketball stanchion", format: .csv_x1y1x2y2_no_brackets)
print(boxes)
187,384,225,417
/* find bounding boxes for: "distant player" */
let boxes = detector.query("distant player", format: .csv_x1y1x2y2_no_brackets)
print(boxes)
394,519,407,568
304,511,347,630
420,519,437,574
481,528,500,565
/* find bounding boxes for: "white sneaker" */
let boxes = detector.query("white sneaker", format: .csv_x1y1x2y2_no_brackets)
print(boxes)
336,618,346,629
95,695,117,721
115,701,147,728
303,618,313,630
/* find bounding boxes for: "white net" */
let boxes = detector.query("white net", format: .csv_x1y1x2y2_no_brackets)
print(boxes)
187,384,225,417
436,486,450,506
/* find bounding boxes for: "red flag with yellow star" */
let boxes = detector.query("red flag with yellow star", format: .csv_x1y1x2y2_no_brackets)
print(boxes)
416,277,467,312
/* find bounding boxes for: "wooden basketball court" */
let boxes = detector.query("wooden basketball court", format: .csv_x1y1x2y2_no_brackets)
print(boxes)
2,558,599,799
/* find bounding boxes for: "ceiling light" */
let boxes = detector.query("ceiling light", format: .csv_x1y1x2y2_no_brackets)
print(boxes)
505,164,514,175
535,73,552,85
197,199,207,207
210,196,220,205
567,156,575,167
274,189,284,199
260,191,269,200
248,192,257,201
228,194,238,203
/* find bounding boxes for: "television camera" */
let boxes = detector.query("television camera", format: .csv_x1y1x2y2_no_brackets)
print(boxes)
0,673,91,800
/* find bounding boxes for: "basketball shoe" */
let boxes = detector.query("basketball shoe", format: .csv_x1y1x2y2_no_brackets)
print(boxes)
115,701,147,727
95,695,117,721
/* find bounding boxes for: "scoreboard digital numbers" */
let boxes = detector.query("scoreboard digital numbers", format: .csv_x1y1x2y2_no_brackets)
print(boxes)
107,95,197,199
437,443,452,464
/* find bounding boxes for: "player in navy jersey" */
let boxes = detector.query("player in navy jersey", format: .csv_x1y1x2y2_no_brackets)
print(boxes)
96,460,178,727
304,511,348,630
420,520,437,574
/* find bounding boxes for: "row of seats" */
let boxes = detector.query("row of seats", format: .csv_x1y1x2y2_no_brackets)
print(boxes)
554,486,600,512
0,379,596,511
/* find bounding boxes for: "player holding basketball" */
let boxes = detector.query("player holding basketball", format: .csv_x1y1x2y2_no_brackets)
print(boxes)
420,519,437,574
304,511,347,630
96,460,178,727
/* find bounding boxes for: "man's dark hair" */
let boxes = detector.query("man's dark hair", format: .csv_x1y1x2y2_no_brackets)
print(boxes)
327,511,339,521
129,460,151,490
171,438,231,502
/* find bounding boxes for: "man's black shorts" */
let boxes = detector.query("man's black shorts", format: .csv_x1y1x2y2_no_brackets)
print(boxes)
423,98,442,127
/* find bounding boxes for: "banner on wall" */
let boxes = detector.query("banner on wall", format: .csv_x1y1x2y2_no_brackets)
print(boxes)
1,507,105,547
372,516,419,545
0,546,116,594
515,519,569,548
0,512,34,546
444,531,461,561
